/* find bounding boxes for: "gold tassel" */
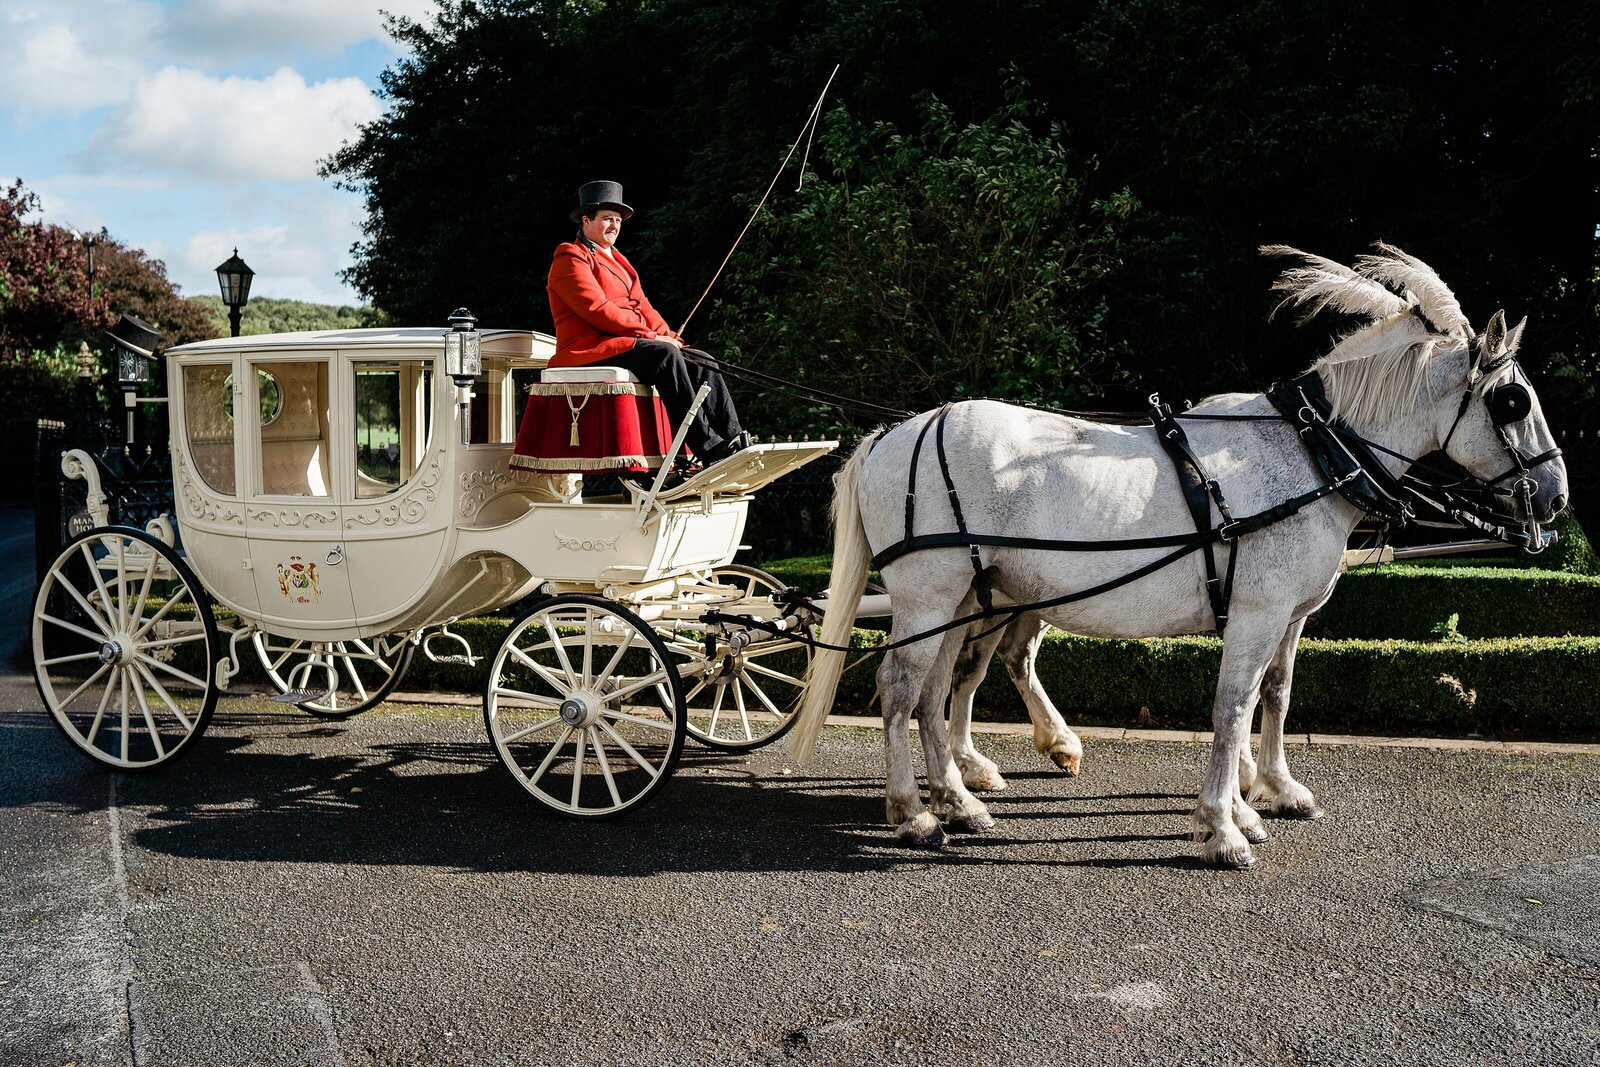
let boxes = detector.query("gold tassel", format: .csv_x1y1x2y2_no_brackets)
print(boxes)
565,395,589,448
569,412,581,447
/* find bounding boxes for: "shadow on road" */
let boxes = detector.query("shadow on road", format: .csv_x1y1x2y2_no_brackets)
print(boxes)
3,708,1207,876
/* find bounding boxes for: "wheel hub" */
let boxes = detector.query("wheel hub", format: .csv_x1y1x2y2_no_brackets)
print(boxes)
559,691,602,727
98,635,132,666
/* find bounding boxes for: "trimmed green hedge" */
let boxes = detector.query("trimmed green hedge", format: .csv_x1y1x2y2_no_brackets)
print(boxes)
757,555,1600,640
371,615,1599,740
1309,563,1600,639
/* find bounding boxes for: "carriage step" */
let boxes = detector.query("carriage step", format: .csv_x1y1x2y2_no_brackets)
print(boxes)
269,688,334,705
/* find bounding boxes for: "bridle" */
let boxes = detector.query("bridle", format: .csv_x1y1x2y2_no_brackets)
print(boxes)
1428,334,1563,549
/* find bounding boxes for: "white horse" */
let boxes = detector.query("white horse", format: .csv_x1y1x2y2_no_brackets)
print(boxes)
791,245,1568,868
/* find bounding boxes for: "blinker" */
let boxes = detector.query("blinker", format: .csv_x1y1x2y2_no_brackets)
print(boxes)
1487,382,1530,427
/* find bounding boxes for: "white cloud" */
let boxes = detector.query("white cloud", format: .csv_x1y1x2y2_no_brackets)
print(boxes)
90,67,382,183
174,190,366,305
0,1,160,113
163,0,438,58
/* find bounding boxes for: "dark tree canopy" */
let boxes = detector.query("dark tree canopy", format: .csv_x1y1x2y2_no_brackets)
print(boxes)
325,0,1600,433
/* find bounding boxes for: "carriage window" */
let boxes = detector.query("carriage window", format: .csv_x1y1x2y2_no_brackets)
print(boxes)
255,360,331,497
353,359,433,498
469,355,522,444
183,363,237,495
223,369,282,425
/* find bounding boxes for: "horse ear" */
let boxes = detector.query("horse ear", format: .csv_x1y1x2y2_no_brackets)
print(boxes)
1505,315,1528,355
1482,309,1508,357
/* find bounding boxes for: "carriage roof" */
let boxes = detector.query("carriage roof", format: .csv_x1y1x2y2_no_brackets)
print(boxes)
166,327,554,362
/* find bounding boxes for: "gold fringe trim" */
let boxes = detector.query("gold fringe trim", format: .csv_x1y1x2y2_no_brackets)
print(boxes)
528,382,654,397
511,454,665,472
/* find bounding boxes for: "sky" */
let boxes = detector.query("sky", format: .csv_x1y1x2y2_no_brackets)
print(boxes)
0,0,439,307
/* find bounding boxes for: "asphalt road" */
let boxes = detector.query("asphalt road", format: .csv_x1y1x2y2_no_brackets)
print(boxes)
4,672,1599,1067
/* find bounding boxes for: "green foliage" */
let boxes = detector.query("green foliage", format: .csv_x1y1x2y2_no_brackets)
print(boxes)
187,295,373,336
1430,613,1465,643
1310,563,1600,640
713,95,1138,436
1538,510,1599,575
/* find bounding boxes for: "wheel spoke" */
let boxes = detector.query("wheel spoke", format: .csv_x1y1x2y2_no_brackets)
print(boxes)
527,726,574,791
55,662,112,712
510,642,572,695
732,680,754,741
592,629,632,689
39,607,113,645
114,538,129,629
743,660,807,687
77,543,119,630
569,728,586,807
53,573,115,639
119,670,130,763
589,727,624,808
597,717,660,777
604,707,676,733
130,584,191,642
580,607,595,687
135,652,209,692
133,660,193,732
131,675,167,760
84,672,115,747
707,680,726,735
741,640,807,661
128,555,157,633
542,616,579,687
741,673,787,719
497,713,565,744
340,651,372,703
604,668,673,704
41,649,109,668
490,686,562,711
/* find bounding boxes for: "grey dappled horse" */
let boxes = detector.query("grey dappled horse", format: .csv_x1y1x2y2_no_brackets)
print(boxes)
792,245,1567,868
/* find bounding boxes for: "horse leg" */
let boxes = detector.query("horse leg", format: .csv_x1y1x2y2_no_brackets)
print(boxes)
1193,613,1284,867
917,627,996,833
1248,617,1323,819
997,616,1083,776
879,602,972,848
947,621,1012,792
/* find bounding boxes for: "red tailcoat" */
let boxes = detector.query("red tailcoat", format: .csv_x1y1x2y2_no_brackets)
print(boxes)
546,240,680,367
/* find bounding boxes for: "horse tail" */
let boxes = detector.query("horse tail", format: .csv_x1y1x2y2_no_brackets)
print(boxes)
789,432,879,765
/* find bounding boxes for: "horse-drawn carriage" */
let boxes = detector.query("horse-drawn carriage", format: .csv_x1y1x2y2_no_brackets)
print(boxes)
33,320,835,817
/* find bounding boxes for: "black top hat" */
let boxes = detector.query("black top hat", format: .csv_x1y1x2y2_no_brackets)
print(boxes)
104,313,160,361
570,180,633,223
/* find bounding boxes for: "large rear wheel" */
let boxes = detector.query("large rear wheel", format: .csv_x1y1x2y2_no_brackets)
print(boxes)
484,594,686,818
32,526,220,770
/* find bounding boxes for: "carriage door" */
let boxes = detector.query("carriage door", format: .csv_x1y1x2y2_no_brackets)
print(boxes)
240,355,357,637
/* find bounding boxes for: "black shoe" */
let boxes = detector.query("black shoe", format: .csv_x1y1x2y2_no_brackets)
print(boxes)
700,431,753,465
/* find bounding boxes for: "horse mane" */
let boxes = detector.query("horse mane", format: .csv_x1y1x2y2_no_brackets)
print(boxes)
1262,243,1471,429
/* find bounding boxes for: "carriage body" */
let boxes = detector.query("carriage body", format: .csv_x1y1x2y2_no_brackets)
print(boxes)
162,327,778,641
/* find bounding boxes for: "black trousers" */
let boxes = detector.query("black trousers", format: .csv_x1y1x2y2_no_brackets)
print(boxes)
594,339,743,456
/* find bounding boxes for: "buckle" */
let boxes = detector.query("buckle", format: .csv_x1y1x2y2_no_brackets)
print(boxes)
1219,518,1245,542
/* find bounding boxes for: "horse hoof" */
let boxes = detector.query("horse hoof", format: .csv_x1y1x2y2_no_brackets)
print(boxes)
963,768,1008,792
1274,801,1324,821
944,809,996,834
1050,750,1082,776
896,812,946,849
1242,823,1269,845
1203,839,1257,869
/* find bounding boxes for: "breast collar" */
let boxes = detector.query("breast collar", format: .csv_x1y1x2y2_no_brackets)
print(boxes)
1264,372,1415,526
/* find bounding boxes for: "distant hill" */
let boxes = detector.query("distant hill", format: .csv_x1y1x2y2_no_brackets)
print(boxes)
188,295,385,336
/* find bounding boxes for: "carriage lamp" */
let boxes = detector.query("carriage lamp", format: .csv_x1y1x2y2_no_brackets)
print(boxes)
445,307,481,444
215,248,255,337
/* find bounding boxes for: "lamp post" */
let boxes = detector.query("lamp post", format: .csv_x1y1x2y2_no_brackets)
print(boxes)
215,248,254,337
444,308,481,445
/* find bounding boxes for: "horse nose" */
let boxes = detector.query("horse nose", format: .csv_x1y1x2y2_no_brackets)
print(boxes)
1548,493,1567,518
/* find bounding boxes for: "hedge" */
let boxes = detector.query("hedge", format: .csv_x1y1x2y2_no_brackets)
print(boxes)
362,615,1599,741
756,557,1600,640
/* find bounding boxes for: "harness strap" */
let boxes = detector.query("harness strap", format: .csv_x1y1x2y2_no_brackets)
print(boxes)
903,408,943,548
1150,398,1233,632
933,408,993,613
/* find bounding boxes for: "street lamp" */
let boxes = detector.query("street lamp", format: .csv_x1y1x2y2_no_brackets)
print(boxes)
215,248,254,337
105,313,159,441
444,308,481,445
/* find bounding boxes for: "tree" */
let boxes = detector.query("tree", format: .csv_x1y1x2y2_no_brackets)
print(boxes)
0,179,107,360
714,96,1138,436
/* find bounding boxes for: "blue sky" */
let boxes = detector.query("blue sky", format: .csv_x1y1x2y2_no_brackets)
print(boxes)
0,0,438,306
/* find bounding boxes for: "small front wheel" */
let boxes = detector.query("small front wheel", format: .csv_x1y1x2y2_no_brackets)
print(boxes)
484,594,686,818
32,526,220,770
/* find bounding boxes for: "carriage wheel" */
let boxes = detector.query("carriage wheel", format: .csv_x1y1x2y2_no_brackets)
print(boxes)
250,632,416,719
32,526,220,770
663,565,815,752
484,594,686,818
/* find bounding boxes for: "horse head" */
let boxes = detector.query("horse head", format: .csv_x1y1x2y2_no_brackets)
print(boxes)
1431,308,1568,534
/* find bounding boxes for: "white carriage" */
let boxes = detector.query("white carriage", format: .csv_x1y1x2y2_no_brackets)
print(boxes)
33,320,836,816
